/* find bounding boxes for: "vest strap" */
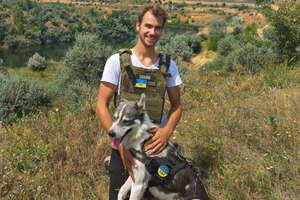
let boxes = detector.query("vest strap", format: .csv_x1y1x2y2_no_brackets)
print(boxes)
159,53,171,73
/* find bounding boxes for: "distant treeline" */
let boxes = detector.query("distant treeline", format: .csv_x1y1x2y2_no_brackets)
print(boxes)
0,0,136,49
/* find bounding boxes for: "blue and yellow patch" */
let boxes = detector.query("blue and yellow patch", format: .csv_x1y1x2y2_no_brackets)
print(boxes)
135,79,147,88
157,165,169,178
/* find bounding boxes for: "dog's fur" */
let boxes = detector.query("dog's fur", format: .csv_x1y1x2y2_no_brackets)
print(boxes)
109,94,209,200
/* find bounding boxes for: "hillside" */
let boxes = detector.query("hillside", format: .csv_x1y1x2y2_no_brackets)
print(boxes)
0,0,299,199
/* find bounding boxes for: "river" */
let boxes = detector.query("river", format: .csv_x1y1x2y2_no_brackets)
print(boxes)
0,43,73,68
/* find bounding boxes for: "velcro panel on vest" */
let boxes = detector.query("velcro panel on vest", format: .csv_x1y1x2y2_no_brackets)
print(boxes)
117,50,171,124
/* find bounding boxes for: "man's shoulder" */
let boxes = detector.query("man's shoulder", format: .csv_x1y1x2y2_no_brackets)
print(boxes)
107,53,120,62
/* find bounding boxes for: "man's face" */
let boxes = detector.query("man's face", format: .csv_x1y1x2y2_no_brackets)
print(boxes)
136,11,164,48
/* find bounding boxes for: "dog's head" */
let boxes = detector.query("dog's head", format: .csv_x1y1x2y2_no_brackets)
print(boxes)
108,93,148,139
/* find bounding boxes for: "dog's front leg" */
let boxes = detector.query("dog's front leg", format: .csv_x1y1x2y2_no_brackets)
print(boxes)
118,177,132,200
128,162,151,200
129,182,148,200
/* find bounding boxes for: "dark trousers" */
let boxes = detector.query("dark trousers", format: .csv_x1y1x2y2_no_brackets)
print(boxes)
109,149,129,200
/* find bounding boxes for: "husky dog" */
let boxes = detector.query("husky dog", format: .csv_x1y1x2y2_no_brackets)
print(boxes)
109,94,209,200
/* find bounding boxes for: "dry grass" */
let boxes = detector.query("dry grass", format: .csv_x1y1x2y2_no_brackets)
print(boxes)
174,65,300,199
0,101,111,199
1,58,299,199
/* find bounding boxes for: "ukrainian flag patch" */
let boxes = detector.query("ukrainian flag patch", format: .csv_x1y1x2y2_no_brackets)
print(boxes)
135,79,147,88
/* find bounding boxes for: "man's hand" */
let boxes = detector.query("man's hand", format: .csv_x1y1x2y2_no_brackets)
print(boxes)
144,128,171,155
118,144,137,182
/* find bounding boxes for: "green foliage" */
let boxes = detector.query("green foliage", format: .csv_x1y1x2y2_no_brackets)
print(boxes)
0,73,52,124
6,35,19,49
157,33,203,61
0,58,3,69
231,15,244,35
0,22,8,44
27,52,47,71
204,35,221,51
54,34,112,109
231,43,272,73
235,23,266,48
202,55,226,71
11,6,25,33
260,62,298,89
209,18,227,37
96,12,135,45
217,35,241,57
58,34,113,86
262,1,300,62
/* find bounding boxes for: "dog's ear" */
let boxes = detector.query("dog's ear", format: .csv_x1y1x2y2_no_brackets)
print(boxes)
137,93,146,110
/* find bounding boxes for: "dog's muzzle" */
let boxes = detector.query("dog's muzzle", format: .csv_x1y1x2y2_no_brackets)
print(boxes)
108,130,116,137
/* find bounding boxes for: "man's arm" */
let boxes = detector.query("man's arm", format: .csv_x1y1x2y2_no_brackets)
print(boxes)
96,82,137,182
96,82,116,133
145,85,182,154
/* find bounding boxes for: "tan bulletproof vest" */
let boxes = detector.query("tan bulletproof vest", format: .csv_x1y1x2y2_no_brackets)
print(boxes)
115,49,171,124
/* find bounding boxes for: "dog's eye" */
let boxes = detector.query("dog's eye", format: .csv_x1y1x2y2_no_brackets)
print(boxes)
123,119,133,125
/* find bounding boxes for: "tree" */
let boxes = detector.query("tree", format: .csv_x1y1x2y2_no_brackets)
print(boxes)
209,18,227,37
12,6,24,33
262,0,300,62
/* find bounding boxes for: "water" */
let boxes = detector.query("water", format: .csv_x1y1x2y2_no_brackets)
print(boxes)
0,43,73,68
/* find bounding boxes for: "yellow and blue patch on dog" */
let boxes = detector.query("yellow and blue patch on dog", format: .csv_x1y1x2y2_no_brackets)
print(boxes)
158,165,169,178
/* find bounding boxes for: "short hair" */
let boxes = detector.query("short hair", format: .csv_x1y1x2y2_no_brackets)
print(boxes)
138,4,167,27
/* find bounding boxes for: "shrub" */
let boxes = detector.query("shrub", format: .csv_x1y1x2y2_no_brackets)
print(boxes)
231,15,244,35
157,33,202,61
229,44,272,74
204,35,221,51
61,34,113,85
96,14,135,45
209,18,227,37
217,35,241,56
262,1,300,62
202,55,226,71
0,74,52,124
27,52,46,71
0,58,3,69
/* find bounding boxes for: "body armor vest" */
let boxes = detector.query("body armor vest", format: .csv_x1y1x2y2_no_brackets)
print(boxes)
115,49,171,124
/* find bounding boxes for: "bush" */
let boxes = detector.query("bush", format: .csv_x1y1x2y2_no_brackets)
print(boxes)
228,43,272,74
204,35,221,51
0,58,3,69
217,35,241,56
27,52,46,71
202,55,226,71
231,15,244,35
209,18,227,37
157,33,202,61
96,14,135,45
60,34,113,85
0,74,52,124
262,1,300,62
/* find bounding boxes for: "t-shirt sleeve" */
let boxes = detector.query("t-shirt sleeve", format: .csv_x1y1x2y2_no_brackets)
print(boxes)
167,60,182,87
101,53,121,86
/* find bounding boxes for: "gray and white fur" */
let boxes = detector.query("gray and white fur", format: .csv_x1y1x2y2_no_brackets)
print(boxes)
109,94,209,200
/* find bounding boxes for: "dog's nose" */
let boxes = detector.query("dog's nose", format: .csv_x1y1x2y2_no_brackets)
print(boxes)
108,130,116,137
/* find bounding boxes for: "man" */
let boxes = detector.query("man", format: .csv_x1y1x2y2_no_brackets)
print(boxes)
96,5,182,200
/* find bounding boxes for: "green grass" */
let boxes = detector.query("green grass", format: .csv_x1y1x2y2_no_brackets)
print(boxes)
7,61,61,86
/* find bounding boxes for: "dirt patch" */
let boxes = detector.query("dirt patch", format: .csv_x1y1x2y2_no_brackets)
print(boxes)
191,49,217,70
